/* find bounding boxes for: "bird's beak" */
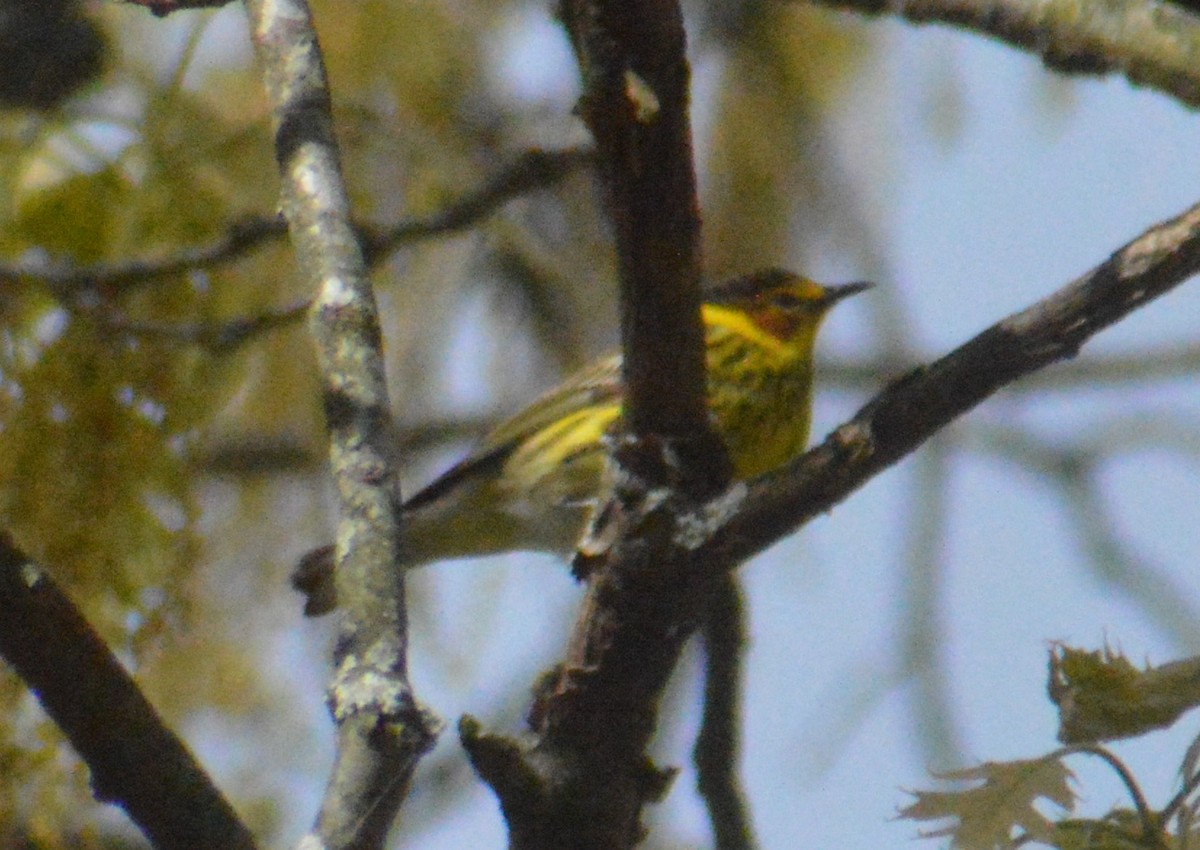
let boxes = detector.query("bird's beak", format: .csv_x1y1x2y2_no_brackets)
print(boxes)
824,280,873,305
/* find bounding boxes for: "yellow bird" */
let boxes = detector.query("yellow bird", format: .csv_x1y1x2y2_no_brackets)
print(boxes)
295,269,869,615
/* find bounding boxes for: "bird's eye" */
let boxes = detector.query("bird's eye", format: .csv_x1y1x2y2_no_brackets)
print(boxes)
770,291,805,309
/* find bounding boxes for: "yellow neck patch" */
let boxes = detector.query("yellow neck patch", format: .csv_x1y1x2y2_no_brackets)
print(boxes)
701,302,816,358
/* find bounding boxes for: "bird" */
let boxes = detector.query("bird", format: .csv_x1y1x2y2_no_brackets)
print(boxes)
293,269,870,615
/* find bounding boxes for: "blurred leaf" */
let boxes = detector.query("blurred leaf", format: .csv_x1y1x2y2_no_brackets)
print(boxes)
1049,644,1200,744
900,755,1075,849
1049,810,1156,850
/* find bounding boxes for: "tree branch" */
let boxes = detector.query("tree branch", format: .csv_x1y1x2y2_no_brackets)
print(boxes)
0,214,286,298
244,1,437,848
695,575,759,850
0,533,257,850
807,0,1200,109
560,0,717,469
464,194,1198,850
461,3,725,848
0,147,589,310
707,197,1200,568
359,147,594,265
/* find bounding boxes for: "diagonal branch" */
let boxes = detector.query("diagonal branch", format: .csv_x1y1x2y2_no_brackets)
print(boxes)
463,194,1199,850
706,197,1200,567
807,0,1200,109
359,147,594,265
0,533,257,850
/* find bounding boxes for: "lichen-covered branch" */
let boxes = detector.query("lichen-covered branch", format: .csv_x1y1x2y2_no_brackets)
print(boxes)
243,0,437,847
808,0,1200,109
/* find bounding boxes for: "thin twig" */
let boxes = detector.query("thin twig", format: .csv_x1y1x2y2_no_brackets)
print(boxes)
1057,744,1164,847
0,149,590,300
91,298,310,353
359,147,594,264
695,575,759,850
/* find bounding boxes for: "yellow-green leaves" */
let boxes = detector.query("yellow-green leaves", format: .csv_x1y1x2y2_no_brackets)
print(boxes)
1050,644,1200,744
901,757,1076,849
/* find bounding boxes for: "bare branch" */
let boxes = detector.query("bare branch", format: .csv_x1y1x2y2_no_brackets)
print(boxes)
466,196,1198,850
244,0,438,847
358,147,594,265
0,215,286,298
0,533,257,850
560,0,718,474
0,149,589,306
124,0,237,16
462,4,725,847
695,575,759,850
708,198,1200,567
807,0,1200,109
90,299,309,354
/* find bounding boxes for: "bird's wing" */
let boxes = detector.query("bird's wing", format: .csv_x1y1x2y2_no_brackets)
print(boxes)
403,353,622,511
479,353,622,450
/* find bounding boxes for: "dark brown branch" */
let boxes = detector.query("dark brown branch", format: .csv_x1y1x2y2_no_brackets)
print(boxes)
0,533,257,850
695,575,759,850
559,0,717,470
466,196,1199,850
244,1,437,847
124,0,236,15
461,4,721,848
707,198,1200,568
0,215,286,298
807,0,1200,109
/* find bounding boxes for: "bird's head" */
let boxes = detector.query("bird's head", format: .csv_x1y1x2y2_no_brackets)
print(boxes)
705,268,872,344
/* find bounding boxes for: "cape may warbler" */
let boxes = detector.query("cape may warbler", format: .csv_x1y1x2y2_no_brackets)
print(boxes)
295,269,869,615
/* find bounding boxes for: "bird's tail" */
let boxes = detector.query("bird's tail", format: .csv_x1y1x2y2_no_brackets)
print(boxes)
291,545,337,617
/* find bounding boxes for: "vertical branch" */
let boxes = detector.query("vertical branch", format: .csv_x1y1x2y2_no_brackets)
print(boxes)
695,575,759,850
461,3,732,850
560,0,720,473
244,2,437,848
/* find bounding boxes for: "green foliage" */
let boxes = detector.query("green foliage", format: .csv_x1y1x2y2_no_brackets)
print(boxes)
0,12,292,841
1049,644,1200,745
